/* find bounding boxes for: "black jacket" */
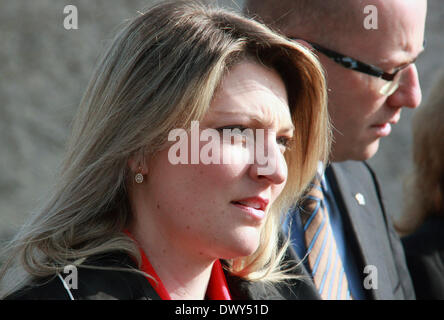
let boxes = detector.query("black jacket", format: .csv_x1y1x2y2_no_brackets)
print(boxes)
6,250,319,300
402,216,444,300
324,161,415,299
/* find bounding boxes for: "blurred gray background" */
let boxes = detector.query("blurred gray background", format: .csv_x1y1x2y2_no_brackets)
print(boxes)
1,0,443,242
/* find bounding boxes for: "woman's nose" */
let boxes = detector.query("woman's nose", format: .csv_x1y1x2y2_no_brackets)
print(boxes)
249,131,287,186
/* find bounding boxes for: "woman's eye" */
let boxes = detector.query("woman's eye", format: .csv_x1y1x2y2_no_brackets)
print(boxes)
215,126,292,151
277,136,292,150
216,125,251,146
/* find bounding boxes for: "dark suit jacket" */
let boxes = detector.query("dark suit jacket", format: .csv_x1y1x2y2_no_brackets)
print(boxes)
322,161,415,299
6,250,319,300
402,216,444,299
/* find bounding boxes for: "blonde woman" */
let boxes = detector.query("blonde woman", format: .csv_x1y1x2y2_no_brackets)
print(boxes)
1,1,329,300
397,71,444,299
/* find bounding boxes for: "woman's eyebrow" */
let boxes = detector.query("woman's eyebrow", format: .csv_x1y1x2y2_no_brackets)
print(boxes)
212,109,295,132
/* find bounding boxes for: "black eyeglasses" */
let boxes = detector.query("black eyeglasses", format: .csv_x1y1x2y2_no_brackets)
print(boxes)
291,38,425,96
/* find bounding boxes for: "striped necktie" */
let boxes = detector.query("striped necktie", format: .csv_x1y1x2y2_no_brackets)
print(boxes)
300,174,352,300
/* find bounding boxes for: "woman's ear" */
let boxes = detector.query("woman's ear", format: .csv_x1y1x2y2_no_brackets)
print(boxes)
127,156,139,173
127,152,148,175
128,153,149,185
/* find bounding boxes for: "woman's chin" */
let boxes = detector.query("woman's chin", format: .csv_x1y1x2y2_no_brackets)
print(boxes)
216,229,261,260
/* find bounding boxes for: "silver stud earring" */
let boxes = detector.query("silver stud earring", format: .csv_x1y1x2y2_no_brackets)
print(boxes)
135,166,144,184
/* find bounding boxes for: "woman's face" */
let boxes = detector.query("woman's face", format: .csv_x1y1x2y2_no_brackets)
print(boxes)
141,61,294,261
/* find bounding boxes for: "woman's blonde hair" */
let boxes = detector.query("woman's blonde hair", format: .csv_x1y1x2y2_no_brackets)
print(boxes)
395,71,444,236
0,0,329,297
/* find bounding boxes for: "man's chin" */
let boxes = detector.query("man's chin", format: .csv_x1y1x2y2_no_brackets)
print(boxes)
331,139,380,162
360,139,381,160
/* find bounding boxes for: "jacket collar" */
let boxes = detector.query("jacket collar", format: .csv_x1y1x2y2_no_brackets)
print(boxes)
326,163,400,299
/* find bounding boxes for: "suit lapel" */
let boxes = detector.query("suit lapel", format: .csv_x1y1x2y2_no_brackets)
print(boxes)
326,163,399,299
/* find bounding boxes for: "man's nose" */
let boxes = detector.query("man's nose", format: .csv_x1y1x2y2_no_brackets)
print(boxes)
386,64,422,109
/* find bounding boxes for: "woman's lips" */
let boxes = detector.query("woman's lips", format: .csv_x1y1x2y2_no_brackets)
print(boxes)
231,197,269,221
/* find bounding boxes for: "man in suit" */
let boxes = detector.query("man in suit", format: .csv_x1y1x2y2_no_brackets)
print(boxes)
244,0,427,299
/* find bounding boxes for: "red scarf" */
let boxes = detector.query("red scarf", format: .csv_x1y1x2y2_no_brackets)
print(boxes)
125,230,232,300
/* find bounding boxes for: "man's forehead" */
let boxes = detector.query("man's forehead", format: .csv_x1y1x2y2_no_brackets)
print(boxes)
359,31,425,70
337,2,426,70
